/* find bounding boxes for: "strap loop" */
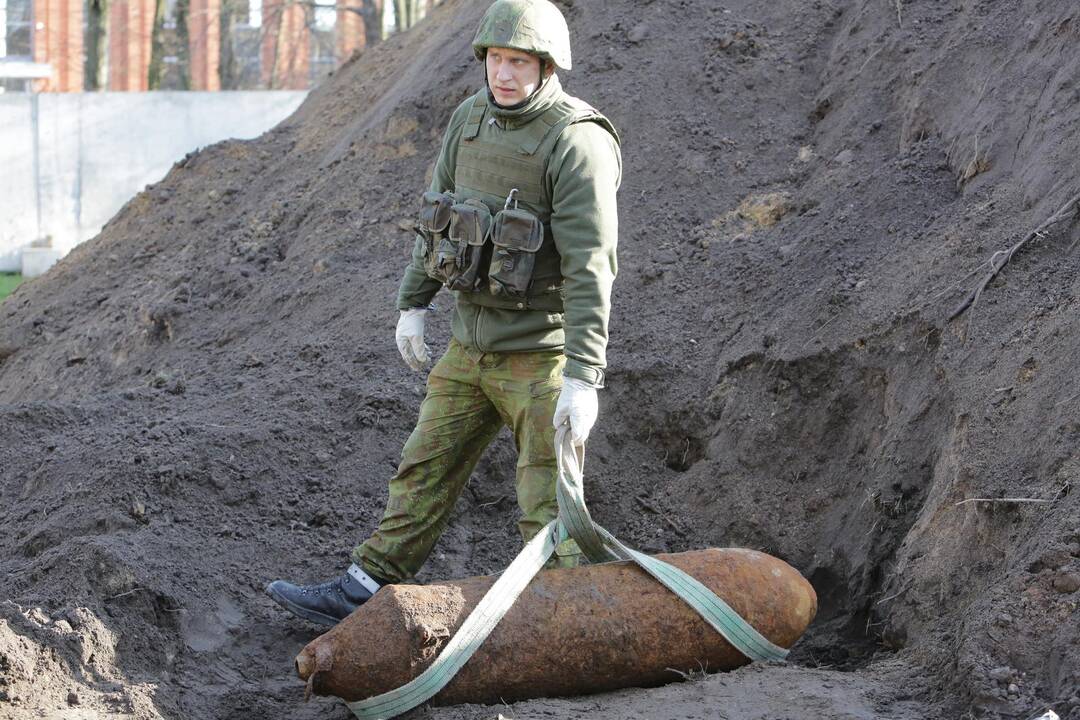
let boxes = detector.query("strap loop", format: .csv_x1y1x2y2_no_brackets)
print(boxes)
346,424,786,720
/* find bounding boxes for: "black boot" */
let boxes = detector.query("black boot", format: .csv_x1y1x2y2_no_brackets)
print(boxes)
265,564,385,626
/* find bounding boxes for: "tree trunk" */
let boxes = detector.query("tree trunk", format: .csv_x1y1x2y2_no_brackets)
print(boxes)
392,0,405,31
393,0,421,32
174,0,191,89
366,0,383,46
219,0,238,89
147,0,167,89
84,0,109,90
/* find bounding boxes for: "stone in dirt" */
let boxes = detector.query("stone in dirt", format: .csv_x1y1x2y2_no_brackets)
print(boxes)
1052,573,1080,594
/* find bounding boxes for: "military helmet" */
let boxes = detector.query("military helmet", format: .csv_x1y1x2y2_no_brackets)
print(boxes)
472,0,572,72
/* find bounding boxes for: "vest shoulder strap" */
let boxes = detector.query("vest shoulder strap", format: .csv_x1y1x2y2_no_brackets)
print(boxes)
518,97,621,157
461,93,488,141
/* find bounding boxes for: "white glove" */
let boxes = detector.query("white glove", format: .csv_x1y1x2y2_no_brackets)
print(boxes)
395,308,431,371
553,377,599,447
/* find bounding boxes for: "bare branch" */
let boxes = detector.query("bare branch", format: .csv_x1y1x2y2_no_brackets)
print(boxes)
954,497,1051,506
948,191,1080,323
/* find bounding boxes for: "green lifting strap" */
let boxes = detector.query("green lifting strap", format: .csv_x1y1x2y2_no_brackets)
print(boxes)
551,432,789,664
344,425,787,720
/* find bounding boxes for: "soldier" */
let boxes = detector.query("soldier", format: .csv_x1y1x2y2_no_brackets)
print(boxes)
266,0,621,626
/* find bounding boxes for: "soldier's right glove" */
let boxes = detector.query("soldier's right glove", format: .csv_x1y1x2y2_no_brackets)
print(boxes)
396,308,431,371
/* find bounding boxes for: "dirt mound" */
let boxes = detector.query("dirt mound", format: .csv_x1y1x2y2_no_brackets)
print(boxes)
1,0,1078,718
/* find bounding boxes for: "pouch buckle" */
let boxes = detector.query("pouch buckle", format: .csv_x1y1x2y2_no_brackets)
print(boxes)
503,188,519,211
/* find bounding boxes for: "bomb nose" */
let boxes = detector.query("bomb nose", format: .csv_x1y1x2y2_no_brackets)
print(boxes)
296,650,314,680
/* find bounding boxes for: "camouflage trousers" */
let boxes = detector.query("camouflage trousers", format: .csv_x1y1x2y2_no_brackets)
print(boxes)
352,338,579,583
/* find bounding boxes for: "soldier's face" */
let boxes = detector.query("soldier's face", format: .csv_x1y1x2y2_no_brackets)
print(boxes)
486,47,542,106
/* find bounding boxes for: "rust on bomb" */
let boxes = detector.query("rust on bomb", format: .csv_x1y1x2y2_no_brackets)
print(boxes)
296,547,816,706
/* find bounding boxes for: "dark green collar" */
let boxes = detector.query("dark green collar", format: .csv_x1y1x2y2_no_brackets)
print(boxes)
486,74,563,128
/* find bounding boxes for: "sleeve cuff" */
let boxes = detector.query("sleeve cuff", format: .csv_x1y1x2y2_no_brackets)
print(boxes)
396,297,435,311
396,283,439,310
564,358,605,388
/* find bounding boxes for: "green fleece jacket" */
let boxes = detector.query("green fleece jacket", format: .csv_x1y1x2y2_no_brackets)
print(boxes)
396,76,621,387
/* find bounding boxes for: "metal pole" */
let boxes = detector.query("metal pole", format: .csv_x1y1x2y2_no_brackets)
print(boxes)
0,0,8,58
75,92,82,240
31,90,42,244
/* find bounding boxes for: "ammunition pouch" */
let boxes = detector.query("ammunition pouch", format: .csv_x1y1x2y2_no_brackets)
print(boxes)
412,184,564,312
489,204,544,299
443,199,493,293
415,190,455,283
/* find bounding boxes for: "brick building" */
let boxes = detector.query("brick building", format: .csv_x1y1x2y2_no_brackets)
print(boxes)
0,0,386,92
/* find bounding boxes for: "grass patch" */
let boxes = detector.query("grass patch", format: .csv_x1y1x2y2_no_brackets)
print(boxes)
0,273,25,301
734,192,794,228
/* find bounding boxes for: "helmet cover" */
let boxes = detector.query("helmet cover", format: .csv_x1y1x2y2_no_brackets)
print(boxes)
472,0,572,71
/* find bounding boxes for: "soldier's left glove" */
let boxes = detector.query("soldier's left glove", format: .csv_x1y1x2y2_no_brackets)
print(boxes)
553,377,599,447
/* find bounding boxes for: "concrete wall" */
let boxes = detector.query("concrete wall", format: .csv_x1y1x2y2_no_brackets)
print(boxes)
0,90,307,273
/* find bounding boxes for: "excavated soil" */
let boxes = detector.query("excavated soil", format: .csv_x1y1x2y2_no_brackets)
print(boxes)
2,0,1079,718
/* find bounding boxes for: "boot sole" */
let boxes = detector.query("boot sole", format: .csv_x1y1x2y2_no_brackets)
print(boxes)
264,582,342,627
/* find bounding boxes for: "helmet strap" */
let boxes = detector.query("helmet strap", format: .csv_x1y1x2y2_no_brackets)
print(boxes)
529,58,551,99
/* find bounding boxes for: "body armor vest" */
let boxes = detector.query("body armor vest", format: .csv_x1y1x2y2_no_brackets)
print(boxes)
447,89,619,312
